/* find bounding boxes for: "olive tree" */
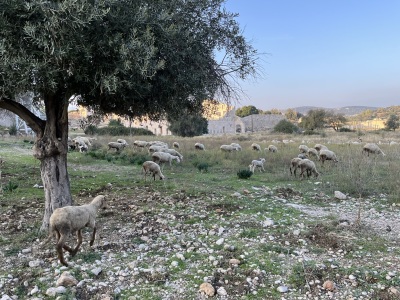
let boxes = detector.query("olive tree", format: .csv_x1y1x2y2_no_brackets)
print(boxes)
0,0,259,231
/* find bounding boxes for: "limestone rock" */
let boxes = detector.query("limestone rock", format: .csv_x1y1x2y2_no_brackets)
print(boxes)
199,282,215,296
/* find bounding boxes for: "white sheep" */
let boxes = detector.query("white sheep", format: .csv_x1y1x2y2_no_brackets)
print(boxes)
362,143,386,156
151,151,181,169
161,148,184,161
46,195,107,266
220,144,239,152
289,157,303,177
133,140,149,148
314,144,328,152
73,136,92,147
230,143,242,151
298,144,309,153
148,144,168,154
142,161,165,181
319,149,338,165
108,141,127,152
266,145,278,153
173,142,180,149
298,153,307,159
298,159,319,179
117,139,129,146
249,158,266,173
195,143,205,150
307,148,319,159
251,143,261,151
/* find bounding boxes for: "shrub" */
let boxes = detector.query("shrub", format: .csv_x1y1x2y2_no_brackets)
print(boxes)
8,123,18,136
237,169,252,179
339,127,354,132
273,120,298,134
196,162,209,173
3,181,18,192
84,126,153,136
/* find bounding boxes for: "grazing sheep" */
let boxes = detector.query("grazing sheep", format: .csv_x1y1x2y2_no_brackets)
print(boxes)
319,149,338,165
78,143,88,153
251,143,261,151
73,136,92,147
249,158,266,173
117,139,129,146
151,151,181,169
230,143,242,151
133,140,149,148
289,157,303,177
298,153,307,159
142,161,165,180
160,148,184,161
148,141,169,148
299,159,319,179
267,145,278,153
220,144,239,152
298,144,309,153
195,143,205,150
47,195,107,267
173,142,180,149
148,144,168,154
108,141,127,152
307,148,319,159
362,143,386,156
314,144,328,152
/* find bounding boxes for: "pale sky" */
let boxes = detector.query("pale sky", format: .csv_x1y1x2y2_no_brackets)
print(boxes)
223,0,400,110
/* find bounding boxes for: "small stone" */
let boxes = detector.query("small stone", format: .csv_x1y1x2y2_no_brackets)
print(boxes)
30,285,39,295
229,258,241,265
216,238,224,245
348,275,356,280
334,191,347,200
217,286,228,296
277,285,288,293
46,286,67,297
91,267,102,276
323,280,335,291
28,260,42,268
263,218,274,227
56,271,78,287
199,282,215,296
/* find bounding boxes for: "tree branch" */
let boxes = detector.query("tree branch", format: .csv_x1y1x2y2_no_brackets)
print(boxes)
0,97,46,135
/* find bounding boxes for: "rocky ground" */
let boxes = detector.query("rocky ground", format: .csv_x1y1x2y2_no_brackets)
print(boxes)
1,184,400,300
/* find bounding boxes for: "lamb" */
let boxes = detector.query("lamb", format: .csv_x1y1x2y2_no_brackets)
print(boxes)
314,144,328,152
46,195,107,266
195,143,205,150
267,145,278,153
298,159,319,179
220,144,239,152
230,143,242,151
251,143,261,151
108,141,127,152
362,143,386,156
142,161,165,180
289,157,303,177
160,148,184,161
306,148,319,159
249,158,266,173
319,149,338,165
117,139,129,146
298,144,309,153
173,142,180,149
151,151,181,169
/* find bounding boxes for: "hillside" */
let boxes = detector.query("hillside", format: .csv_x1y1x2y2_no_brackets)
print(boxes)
291,106,378,116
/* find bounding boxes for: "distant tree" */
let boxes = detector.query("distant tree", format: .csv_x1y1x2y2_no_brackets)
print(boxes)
384,114,400,131
269,108,282,115
168,112,208,137
357,109,376,121
273,119,298,134
285,109,298,121
300,109,327,131
236,105,259,117
326,113,347,131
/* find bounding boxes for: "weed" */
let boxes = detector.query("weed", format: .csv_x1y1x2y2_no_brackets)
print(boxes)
2,180,18,192
237,169,252,179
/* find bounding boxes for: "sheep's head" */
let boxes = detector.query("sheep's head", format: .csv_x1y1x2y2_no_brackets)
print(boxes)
92,195,107,210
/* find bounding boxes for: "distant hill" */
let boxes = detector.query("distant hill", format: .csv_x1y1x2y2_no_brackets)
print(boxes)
291,106,378,116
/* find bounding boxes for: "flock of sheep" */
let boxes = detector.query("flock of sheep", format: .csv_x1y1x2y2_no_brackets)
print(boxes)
47,136,387,266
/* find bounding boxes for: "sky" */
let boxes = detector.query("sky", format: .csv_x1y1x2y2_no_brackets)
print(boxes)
222,0,400,110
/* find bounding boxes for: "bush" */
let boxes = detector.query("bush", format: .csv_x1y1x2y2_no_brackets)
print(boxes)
8,123,18,136
339,127,354,132
273,120,298,134
237,169,253,179
196,162,209,173
84,126,154,136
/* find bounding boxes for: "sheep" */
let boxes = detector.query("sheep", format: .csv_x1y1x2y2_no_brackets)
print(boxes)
289,157,303,177
148,141,169,148
251,143,261,151
306,148,319,159
117,139,129,146
142,161,165,180
148,144,168,154
151,151,181,170
298,159,319,179
108,141,127,152
160,148,184,161
220,144,239,152
297,153,307,159
46,195,107,267
73,136,91,147
362,143,386,156
78,143,88,153
249,158,266,173
195,143,205,150
319,149,338,165
266,145,278,153
230,143,242,151
314,144,328,152
133,140,149,148
298,144,309,153
173,142,180,149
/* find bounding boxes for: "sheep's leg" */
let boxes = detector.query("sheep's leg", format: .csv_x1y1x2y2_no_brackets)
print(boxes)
71,230,83,257
56,235,69,267
90,227,97,246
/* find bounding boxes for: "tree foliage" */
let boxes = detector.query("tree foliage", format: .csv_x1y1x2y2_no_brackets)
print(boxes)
299,109,327,131
325,113,347,131
235,105,259,117
285,109,300,121
168,112,208,137
384,114,400,131
273,119,298,134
